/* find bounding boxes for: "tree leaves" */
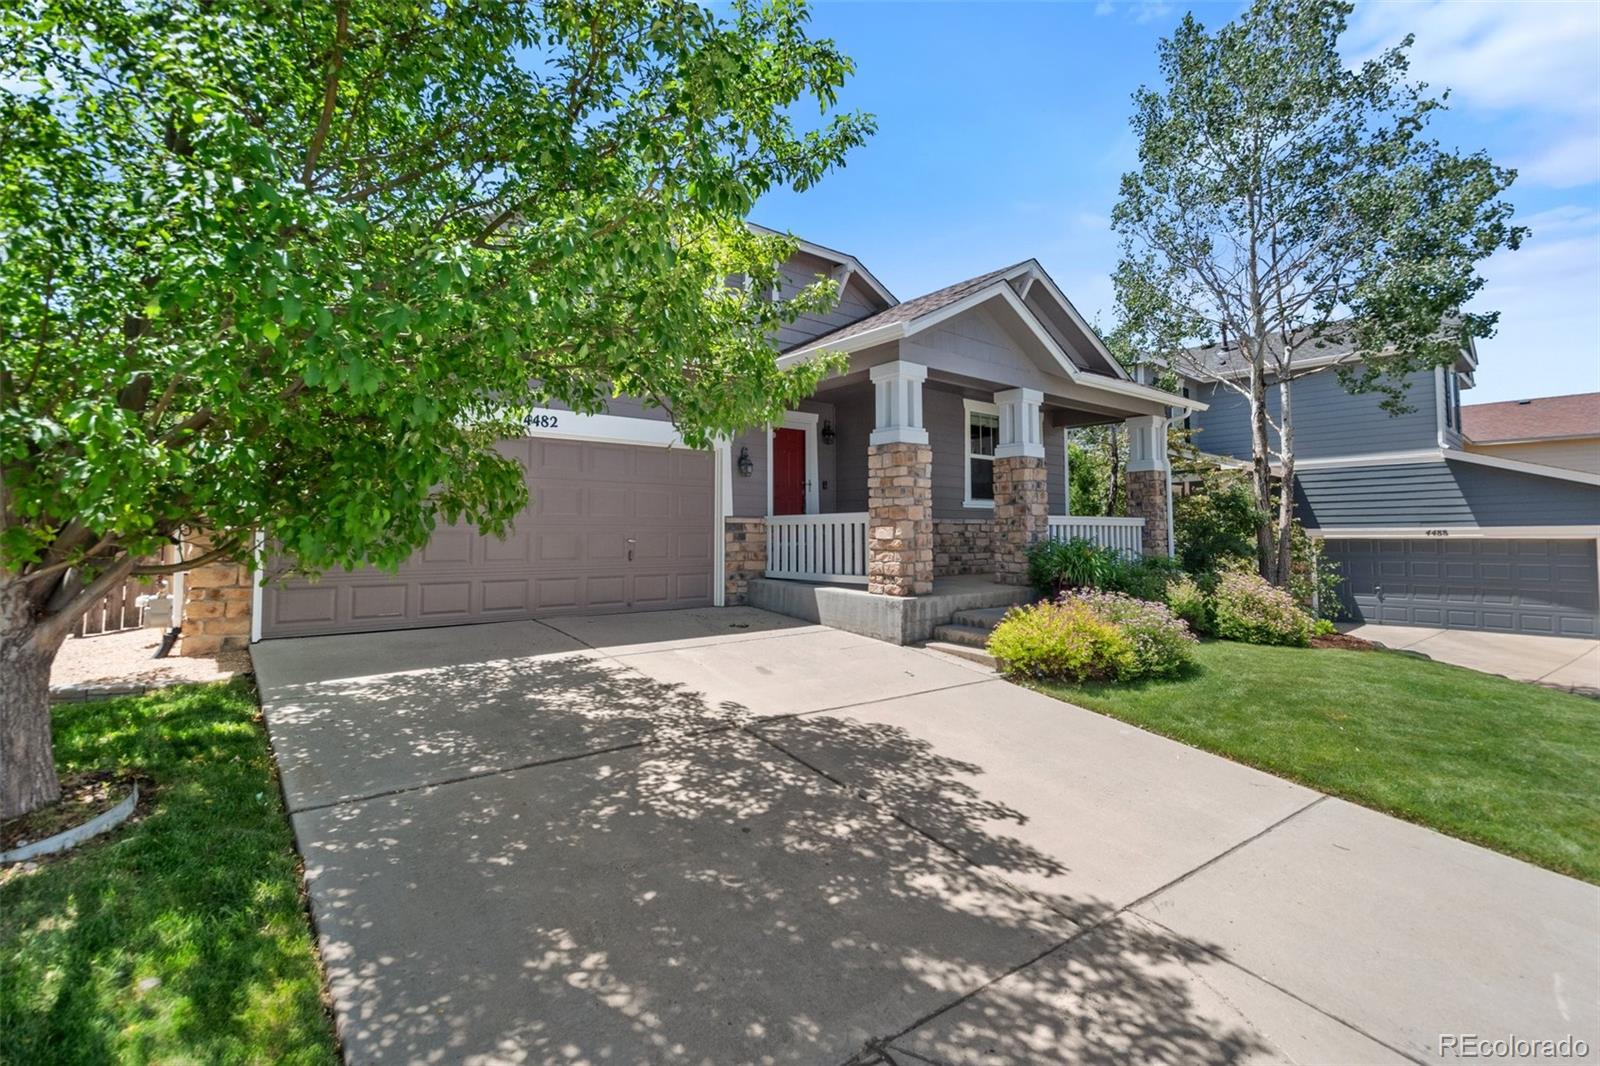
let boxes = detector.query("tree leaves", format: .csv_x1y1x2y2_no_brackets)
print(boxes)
1,0,868,584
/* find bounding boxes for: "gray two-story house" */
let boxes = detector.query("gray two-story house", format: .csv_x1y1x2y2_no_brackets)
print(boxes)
1182,339,1599,637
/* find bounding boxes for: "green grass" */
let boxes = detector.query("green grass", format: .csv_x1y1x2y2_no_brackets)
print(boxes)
1034,641,1600,883
1,681,338,1065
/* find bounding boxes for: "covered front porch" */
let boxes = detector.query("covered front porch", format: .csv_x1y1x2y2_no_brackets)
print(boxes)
718,258,1196,640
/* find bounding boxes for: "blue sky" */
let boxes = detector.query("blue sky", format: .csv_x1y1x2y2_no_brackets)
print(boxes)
754,1,1600,405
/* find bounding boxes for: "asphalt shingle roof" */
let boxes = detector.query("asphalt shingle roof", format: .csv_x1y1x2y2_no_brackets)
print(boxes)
1461,392,1600,443
783,263,1024,353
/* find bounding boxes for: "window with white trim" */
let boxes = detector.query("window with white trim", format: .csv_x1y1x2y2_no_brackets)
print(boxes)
964,399,998,507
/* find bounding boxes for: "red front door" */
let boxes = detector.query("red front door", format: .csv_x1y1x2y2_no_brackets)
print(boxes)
772,427,807,515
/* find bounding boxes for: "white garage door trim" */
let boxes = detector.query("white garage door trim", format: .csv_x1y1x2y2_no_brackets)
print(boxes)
253,412,729,640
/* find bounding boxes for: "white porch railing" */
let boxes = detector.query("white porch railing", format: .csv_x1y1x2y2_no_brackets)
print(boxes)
1048,516,1146,558
765,512,870,585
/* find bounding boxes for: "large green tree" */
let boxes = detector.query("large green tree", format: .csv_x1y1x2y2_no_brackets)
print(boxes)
1113,0,1523,585
0,0,871,818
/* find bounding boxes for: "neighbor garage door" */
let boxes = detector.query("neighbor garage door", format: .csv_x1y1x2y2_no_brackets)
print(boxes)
1323,537,1599,637
260,437,714,638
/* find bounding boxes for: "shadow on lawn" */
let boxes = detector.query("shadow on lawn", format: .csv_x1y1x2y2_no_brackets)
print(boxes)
0,681,336,1064
277,650,1277,1065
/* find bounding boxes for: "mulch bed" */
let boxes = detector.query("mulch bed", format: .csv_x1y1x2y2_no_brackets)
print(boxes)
1311,632,1376,651
1,770,147,854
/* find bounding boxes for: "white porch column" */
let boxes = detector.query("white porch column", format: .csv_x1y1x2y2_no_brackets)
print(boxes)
867,361,932,596
992,388,1048,584
1124,414,1171,557
869,361,929,446
994,387,1044,459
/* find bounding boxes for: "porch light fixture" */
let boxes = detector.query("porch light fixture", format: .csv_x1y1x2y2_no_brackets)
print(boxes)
737,446,754,477
820,419,835,446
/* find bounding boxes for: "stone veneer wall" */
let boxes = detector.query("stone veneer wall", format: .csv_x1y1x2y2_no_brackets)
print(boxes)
1125,469,1171,558
723,517,767,606
180,555,253,656
866,442,933,597
992,455,1049,586
933,518,994,577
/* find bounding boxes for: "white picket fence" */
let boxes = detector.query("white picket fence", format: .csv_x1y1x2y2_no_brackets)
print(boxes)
765,512,870,585
1047,515,1146,558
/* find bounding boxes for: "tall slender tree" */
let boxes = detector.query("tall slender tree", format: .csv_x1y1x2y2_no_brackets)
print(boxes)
1113,0,1522,584
0,0,872,818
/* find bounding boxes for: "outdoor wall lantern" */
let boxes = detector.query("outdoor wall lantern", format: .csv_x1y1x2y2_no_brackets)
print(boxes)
737,446,754,477
820,419,836,446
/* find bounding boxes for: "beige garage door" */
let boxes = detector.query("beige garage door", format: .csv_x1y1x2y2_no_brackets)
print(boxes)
260,438,714,638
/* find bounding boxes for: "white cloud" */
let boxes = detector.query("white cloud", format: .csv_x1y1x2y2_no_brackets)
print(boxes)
1466,205,1600,402
1345,1,1600,116
1516,129,1600,189
1093,1,1175,25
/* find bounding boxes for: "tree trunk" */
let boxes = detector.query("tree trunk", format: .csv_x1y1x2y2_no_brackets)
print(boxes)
1248,359,1274,579
1,575,62,821
1272,377,1296,587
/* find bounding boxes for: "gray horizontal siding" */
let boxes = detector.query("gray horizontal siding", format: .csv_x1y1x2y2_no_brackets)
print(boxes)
726,398,838,517
1295,460,1599,529
772,251,884,350
1192,368,1439,461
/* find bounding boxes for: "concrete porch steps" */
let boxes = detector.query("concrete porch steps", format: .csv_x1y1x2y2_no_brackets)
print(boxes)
922,605,1017,669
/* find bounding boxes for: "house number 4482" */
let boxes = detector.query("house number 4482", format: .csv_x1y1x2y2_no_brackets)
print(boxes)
524,413,560,430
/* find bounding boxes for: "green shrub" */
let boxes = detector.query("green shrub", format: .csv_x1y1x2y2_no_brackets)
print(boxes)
1289,528,1345,621
1067,590,1198,678
1103,553,1184,602
1313,617,1337,637
1213,571,1313,647
987,600,1136,682
1026,537,1116,596
1165,574,1217,637
1174,472,1264,574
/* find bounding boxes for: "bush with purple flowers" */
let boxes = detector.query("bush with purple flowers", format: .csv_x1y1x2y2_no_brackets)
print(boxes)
1213,570,1314,647
1064,589,1198,678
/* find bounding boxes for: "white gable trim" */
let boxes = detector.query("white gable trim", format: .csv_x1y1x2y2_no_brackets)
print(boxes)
779,282,1204,412
1000,260,1131,381
747,224,897,307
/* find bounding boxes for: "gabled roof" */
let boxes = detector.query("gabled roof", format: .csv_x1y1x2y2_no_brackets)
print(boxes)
779,259,1203,412
1463,392,1600,444
783,264,1019,353
747,223,897,307
1184,318,1477,381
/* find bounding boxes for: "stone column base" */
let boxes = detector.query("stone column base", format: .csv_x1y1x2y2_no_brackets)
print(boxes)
1126,468,1171,557
724,517,767,606
993,455,1049,585
180,555,253,656
867,442,933,597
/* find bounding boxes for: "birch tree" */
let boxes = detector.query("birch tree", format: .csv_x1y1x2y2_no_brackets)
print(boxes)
1112,0,1522,584
0,0,871,819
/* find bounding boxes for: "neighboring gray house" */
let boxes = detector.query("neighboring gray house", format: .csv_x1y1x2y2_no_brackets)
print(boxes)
254,234,1197,645
1181,337,1600,637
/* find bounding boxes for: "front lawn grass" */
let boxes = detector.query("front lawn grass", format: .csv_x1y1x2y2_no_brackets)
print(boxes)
1,680,338,1064
1034,640,1600,883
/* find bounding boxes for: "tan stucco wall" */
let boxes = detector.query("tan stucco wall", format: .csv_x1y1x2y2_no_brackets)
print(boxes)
1465,437,1600,475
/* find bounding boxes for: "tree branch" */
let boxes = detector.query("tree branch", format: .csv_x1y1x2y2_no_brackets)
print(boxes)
301,1,349,190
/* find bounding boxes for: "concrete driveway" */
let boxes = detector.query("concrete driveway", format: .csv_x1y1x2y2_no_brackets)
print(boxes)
1342,623,1600,695
253,608,1599,1065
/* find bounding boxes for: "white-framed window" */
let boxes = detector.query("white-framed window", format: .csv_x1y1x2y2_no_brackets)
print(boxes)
964,398,998,508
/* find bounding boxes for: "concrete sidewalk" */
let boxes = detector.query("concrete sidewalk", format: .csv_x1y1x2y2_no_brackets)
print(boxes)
1343,623,1600,695
254,608,1600,1065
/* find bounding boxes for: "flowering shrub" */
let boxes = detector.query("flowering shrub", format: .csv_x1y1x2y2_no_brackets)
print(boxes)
1066,590,1198,678
1164,574,1216,637
1213,571,1313,647
987,600,1135,682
